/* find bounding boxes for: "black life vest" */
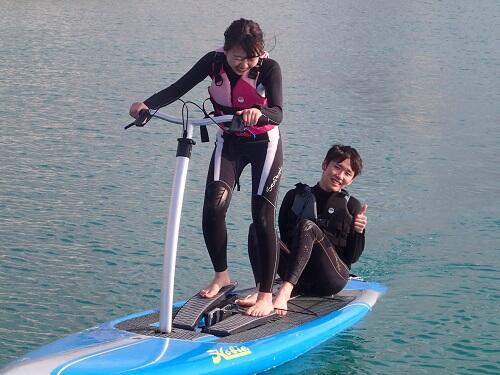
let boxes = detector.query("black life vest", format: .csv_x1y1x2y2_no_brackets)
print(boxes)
291,183,353,248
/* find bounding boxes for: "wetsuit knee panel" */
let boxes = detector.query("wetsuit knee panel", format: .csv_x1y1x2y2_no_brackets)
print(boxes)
204,181,231,213
297,219,317,232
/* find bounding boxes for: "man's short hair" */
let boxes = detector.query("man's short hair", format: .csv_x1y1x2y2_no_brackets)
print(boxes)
324,144,363,177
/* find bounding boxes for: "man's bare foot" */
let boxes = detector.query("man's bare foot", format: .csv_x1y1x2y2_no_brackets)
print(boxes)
245,292,274,317
273,294,289,316
199,271,231,298
273,281,294,316
235,292,258,307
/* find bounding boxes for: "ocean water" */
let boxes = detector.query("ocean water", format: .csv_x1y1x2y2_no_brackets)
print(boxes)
1,0,499,373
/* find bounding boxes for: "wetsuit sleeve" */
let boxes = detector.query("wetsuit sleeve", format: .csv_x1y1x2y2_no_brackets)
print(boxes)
143,52,214,109
278,189,296,247
343,197,365,266
256,59,283,126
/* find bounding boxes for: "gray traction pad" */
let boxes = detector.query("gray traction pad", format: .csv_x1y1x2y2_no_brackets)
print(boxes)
216,294,355,342
114,292,358,341
115,309,210,340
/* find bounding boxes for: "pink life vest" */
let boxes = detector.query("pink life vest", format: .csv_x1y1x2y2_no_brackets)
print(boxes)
208,49,276,137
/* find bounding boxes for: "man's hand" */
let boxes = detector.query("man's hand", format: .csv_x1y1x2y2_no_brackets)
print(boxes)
353,204,368,234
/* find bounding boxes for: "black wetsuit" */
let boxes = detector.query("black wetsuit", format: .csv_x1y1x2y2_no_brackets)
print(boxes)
144,52,283,294
249,184,364,296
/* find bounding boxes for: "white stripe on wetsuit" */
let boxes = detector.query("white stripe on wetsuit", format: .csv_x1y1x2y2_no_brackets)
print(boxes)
213,129,224,181
257,127,280,196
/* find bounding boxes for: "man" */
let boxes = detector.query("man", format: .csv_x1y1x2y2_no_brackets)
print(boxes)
238,144,367,315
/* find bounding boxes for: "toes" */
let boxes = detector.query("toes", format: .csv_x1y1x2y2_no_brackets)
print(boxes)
235,297,255,307
275,308,287,316
199,286,218,298
245,305,274,317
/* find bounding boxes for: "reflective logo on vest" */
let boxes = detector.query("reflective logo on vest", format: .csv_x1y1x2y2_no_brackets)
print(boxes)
328,207,335,214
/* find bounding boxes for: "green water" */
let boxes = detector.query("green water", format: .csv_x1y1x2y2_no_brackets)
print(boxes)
1,0,499,373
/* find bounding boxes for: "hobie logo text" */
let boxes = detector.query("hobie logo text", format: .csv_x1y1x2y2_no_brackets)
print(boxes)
207,345,252,364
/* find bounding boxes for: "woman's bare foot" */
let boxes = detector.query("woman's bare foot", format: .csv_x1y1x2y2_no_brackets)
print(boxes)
235,292,258,307
245,292,274,317
273,281,294,316
199,271,231,298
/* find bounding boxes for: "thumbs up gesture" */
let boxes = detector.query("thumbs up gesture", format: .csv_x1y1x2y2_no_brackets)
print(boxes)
353,204,368,234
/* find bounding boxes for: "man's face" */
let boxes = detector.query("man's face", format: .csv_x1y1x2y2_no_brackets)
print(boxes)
319,159,355,192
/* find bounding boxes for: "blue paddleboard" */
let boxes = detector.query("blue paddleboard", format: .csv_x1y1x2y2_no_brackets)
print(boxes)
1,278,384,375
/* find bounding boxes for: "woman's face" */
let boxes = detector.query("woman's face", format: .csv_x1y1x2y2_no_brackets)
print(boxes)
225,45,260,75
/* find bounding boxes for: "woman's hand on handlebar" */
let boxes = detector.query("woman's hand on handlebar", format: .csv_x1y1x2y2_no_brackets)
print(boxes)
129,102,149,119
235,108,262,126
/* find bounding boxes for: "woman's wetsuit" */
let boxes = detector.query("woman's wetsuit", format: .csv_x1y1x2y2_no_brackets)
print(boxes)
249,184,364,295
144,51,283,294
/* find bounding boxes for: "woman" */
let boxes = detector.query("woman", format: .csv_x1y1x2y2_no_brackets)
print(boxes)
129,19,283,316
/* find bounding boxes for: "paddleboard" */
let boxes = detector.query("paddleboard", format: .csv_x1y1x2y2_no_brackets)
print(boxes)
0,278,385,375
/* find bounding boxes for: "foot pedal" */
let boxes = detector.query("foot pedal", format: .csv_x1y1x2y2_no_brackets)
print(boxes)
204,304,237,328
172,282,237,330
204,312,277,337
